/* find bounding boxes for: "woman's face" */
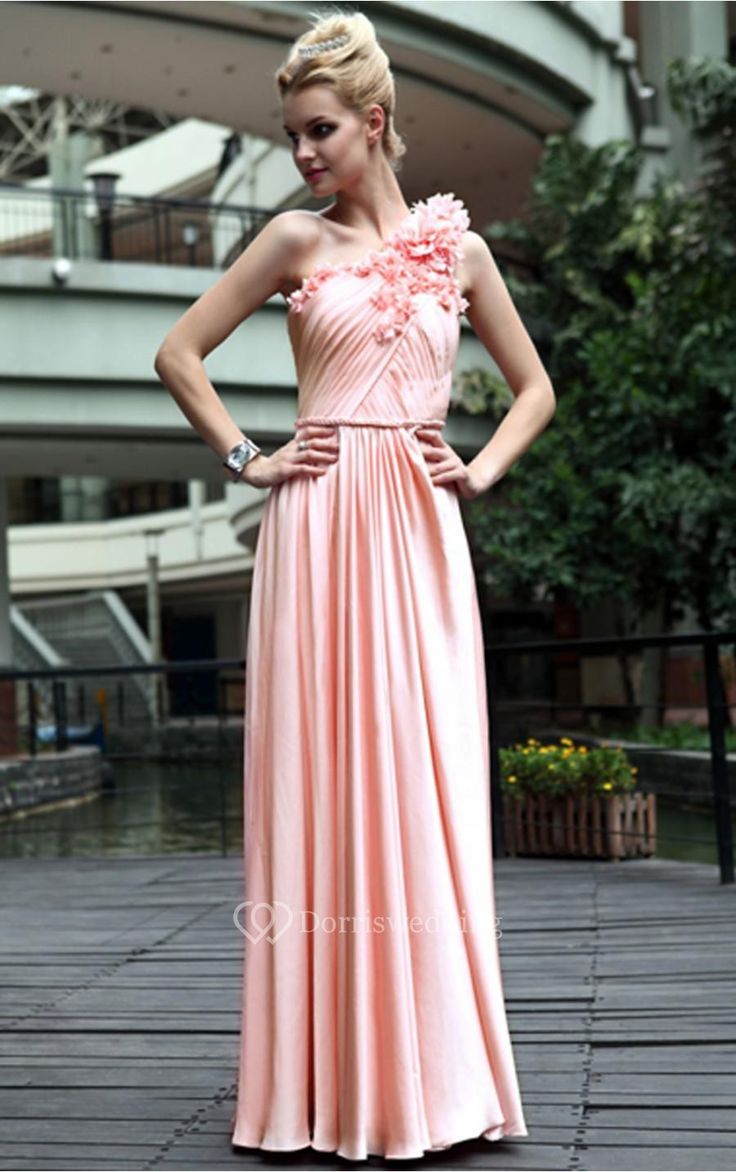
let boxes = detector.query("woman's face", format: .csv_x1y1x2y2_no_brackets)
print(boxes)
282,84,384,192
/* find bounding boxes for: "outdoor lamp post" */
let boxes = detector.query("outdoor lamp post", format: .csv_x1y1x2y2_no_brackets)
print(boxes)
182,221,200,266
91,171,121,261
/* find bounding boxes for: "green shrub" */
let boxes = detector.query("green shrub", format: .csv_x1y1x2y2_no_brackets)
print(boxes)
500,736,638,799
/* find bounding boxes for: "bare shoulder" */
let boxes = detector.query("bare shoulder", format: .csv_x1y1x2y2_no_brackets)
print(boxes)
458,229,507,297
265,208,324,250
263,209,329,297
457,229,492,299
460,229,496,268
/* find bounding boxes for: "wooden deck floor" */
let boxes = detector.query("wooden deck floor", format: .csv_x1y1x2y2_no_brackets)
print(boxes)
0,852,734,1171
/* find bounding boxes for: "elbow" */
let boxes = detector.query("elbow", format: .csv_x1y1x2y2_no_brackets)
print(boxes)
154,342,199,376
154,343,184,379
544,381,557,419
154,344,171,377
523,378,556,420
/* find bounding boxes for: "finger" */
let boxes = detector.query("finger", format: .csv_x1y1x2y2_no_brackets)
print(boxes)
293,462,330,478
295,433,339,453
297,440,340,460
310,449,339,464
432,466,462,484
304,425,339,444
428,460,458,479
415,427,443,444
294,433,339,455
293,447,340,476
421,438,448,457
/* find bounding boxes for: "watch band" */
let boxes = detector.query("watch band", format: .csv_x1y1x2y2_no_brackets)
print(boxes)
223,437,262,482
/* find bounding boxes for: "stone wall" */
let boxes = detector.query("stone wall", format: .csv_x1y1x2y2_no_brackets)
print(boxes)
0,746,103,815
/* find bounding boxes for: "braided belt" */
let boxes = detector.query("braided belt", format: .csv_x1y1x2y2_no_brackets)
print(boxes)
295,415,445,429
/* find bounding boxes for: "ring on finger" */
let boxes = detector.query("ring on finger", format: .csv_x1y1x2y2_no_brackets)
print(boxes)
297,439,309,451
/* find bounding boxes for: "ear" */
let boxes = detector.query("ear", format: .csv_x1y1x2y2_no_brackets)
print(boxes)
366,102,386,148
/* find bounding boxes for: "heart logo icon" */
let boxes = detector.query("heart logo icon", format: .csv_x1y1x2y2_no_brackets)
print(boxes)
233,900,293,944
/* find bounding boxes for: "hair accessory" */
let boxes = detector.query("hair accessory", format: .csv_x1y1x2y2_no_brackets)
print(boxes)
297,34,349,57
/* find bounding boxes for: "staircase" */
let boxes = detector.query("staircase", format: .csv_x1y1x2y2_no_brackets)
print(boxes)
12,590,155,731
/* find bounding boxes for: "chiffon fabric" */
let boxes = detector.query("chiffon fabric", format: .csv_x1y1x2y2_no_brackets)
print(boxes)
231,192,528,1161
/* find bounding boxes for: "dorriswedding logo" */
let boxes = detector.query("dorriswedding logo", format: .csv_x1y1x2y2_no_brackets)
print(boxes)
234,901,502,944
234,900,293,944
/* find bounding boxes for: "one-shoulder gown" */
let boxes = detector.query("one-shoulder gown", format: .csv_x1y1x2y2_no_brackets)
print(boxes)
230,192,528,1161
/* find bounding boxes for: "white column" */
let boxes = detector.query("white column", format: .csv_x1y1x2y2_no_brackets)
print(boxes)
188,479,206,561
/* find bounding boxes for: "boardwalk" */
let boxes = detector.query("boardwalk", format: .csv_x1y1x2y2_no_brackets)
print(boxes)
0,853,734,1171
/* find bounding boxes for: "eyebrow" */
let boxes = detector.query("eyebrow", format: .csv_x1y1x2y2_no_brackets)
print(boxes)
282,115,330,132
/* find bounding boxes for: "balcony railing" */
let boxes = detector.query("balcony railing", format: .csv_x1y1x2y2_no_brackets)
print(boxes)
0,181,538,279
0,180,275,268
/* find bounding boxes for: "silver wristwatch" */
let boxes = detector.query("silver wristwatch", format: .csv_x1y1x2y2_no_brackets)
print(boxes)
223,436,262,482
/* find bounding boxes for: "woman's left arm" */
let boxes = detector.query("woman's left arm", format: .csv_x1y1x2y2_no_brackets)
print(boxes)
417,230,557,499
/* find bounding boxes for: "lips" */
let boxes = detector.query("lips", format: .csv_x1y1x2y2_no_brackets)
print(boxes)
305,168,327,180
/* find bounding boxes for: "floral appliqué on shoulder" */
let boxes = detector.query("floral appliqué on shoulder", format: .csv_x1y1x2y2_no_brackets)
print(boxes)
286,192,470,344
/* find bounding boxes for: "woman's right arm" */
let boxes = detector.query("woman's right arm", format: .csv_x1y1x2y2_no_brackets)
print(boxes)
153,212,338,488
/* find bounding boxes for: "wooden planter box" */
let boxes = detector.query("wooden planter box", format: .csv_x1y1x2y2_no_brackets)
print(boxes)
502,790,656,860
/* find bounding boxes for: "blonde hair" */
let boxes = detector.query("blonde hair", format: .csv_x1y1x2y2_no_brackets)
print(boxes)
274,9,406,172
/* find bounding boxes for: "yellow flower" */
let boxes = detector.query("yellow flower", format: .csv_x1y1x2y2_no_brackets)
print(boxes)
602,781,613,790
508,776,517,784
560,737,573,746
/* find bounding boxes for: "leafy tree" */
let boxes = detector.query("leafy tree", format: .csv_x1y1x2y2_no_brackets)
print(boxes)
452,56,736,724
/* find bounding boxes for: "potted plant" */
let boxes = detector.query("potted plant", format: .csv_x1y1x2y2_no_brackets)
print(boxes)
500,737,656,860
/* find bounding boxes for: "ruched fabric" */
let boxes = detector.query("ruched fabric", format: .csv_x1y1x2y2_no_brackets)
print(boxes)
231,193,528,1161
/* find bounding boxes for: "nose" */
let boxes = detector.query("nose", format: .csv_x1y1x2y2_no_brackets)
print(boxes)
294,140,316,166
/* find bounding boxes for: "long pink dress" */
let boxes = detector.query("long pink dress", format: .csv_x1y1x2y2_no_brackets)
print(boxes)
231,192,528,1161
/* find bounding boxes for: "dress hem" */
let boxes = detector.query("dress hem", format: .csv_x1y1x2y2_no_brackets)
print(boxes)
230,1115,528,1163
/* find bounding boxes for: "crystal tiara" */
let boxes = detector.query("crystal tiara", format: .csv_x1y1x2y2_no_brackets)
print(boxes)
297,34,350,57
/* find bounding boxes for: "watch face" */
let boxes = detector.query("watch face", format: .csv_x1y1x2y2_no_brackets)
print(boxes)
225,441,259,472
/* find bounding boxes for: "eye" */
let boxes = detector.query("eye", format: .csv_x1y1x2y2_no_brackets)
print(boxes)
286,122,334,145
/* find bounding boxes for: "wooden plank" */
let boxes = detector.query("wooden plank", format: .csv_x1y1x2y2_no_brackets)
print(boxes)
0,1089,214,1117
587,1106,736,1126
1,851,733,1170
574,1147,736,1171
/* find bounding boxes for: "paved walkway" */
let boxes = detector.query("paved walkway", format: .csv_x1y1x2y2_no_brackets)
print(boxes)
0,853,734,1170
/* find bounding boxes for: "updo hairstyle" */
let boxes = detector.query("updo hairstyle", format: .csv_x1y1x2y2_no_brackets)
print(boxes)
274,9,406,172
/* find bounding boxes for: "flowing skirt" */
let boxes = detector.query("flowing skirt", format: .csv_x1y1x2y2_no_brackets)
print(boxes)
231,419,528,1161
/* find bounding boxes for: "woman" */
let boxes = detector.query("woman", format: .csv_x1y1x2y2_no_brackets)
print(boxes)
155,10,555,1162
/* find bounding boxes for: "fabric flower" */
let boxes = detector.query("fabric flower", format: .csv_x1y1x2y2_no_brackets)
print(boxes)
286,191,470,342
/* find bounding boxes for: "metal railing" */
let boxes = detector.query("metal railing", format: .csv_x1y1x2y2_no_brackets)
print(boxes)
0,629,734,881
0,181,538,278
0,180,273,267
